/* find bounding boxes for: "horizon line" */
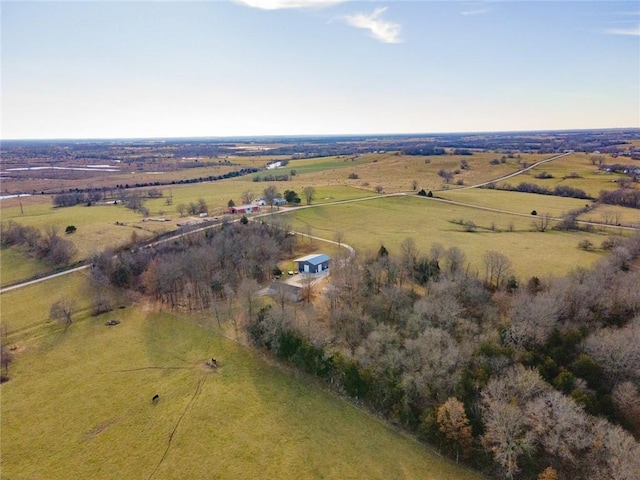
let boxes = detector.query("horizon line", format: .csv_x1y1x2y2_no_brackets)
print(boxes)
2,126,639,143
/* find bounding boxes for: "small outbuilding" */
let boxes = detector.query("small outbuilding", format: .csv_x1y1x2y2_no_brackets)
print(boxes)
295,254,330,274
229,204,259,214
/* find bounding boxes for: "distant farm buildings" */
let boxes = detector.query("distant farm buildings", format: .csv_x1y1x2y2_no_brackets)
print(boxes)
228,204,260,214
295,254,330,274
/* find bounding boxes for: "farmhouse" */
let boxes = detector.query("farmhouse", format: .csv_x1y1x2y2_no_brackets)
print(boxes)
295,254,330,274
229,204,259,214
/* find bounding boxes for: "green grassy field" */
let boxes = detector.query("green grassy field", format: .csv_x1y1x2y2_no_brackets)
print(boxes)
0,248,51,287
284,195,610,279
1,280,484,480
1,270,92,340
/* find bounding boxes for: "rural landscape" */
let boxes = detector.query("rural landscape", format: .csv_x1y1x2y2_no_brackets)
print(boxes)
3,0,640,479
2,129,640,479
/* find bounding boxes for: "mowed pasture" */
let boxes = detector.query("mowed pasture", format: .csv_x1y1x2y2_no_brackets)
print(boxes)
284,195,611,279
0,281,483,480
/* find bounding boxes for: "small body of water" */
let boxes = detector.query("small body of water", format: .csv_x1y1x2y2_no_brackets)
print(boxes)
5,166,120,172
0,194,32,200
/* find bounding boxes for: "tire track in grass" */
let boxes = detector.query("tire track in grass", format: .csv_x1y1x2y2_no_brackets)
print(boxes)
99,366,193,373
147,374,207,480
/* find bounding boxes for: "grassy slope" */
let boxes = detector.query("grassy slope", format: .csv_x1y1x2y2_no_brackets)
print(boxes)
498,152,633,197
284,196,609,278
1,289,483,480
438,189,592,217
0,248,50,287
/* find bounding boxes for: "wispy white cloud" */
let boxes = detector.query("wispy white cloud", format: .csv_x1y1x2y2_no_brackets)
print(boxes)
461,8,490,16
343,7,402,44
234,0,346,10
604,25,640,36
460,1,492,17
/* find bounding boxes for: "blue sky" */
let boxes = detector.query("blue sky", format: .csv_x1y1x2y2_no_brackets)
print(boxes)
1,1,639,139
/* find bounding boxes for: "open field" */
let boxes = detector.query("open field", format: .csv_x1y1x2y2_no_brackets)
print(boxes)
280,152,550,194
1,283,483,480
0,248,50,287
496,152,633,198
1,201,168,267
1,270,92,340
438,189,593,217
422,189,640,233
284,195,612,279
578,203,640,228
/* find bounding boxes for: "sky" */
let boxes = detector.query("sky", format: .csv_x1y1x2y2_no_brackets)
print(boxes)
1,0,639,140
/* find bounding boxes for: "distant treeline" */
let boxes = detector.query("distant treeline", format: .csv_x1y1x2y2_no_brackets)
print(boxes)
47,167,258,198
492,182,592,200
600,188,640,209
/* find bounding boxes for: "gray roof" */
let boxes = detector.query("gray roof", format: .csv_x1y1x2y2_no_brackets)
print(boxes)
294,254,330,265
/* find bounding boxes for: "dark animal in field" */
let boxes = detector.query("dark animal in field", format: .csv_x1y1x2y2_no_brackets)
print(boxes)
152,394,159,404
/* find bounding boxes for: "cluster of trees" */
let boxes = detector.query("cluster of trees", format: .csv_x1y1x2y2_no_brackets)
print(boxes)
245,235,640,479
176,198,208,217
499,182,591,200
284,187,315,205
1,221,76,266
53,187,165,209
253,173,290,182
93,220,294,313
600,188,640,209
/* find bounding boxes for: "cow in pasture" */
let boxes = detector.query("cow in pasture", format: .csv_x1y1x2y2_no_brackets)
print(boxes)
152,394,159,404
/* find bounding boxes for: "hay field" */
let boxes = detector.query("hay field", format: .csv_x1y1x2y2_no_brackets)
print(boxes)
1,282,484,480
284,195,610,279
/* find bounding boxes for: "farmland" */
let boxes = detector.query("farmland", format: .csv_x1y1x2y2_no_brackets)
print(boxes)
283,195,613,278
2,131,640,479
0,276,483,480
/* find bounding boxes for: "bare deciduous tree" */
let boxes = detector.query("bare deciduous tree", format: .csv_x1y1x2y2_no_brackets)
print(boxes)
241,190,256,204
532,212,552,232
50,296,76,328
302,186,316,205
483,250,512,289
263,185,279,209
